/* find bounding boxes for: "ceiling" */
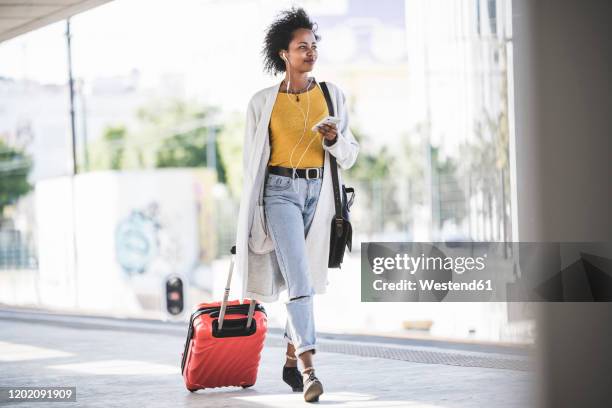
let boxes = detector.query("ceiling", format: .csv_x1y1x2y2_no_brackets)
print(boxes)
0,0,112,43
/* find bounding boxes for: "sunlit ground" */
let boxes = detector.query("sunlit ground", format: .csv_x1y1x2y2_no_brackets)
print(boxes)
0,340,73,361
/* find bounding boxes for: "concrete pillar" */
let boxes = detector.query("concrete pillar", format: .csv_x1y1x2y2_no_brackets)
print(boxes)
512,0,612,406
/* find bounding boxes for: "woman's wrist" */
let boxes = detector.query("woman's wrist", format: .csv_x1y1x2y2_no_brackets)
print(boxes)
324,135,338,146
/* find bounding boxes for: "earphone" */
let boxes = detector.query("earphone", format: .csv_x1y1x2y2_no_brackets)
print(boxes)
278,50,322,194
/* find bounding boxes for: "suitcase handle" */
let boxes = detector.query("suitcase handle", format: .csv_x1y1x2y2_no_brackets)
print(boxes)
218,245,257,331
209,305,258,319
190,303,266,322
212,317,257,338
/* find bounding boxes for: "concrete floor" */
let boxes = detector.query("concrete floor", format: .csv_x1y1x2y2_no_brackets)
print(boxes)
0,309,535,407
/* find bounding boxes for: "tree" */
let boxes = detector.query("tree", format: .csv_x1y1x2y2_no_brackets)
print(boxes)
458,109,510,241
155,126,226,183
457,40,511,242
343,127,405,234
215,112,245,198
103,126,127,170
345,128,392,179
88,99,228,183
430,145,466,228
0,140,32,217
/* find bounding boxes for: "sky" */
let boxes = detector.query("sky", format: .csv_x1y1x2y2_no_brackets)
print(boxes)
0,0,352,87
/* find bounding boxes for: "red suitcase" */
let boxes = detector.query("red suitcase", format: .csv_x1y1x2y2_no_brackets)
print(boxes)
181,246,267,391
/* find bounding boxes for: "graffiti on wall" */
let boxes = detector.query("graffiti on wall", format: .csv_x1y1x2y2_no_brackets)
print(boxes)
115,203,161,276
115,202,186,277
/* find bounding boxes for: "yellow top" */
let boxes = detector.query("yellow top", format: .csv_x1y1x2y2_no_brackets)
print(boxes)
268,84,329,168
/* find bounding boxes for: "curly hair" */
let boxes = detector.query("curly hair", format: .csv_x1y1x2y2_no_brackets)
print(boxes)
262,7,321,76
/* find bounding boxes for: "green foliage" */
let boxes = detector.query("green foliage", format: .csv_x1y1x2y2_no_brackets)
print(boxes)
215,112,245,198
456,59,512,241
391,125,428,206
155,127,226,183
0,140,32,216
103,126,126,170
345,128,392,180
430,145,466,226
458,110,509,180
88,99,229,183
156,131,205,167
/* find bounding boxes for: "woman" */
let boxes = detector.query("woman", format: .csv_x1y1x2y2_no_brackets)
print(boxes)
234,7,359,403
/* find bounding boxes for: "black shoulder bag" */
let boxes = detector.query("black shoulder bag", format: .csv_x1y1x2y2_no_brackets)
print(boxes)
320,82,355,268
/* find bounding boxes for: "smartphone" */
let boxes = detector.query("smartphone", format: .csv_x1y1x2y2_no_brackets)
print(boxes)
311,116,341,132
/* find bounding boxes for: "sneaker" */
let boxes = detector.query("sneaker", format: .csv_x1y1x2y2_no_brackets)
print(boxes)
302,368,323,402
282,365,304,392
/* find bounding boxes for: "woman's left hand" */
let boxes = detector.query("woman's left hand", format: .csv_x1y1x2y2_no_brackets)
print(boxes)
317,123,338,142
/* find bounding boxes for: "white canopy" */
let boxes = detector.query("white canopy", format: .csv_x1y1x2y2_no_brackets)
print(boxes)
0,0,112,43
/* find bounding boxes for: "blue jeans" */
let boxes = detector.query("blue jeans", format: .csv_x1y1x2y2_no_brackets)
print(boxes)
263,172,322,357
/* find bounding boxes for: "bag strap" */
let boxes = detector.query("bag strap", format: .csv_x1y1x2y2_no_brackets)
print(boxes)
320,82,344,238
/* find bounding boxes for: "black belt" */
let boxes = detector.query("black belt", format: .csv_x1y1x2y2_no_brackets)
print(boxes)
268,165,323,179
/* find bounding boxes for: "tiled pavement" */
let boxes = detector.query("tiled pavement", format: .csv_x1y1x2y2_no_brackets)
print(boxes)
0,308,535,407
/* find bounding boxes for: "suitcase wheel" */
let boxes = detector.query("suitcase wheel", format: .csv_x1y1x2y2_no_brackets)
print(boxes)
187,388,198,393
241,384,254,389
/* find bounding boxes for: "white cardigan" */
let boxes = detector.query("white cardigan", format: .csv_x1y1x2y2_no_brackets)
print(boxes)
234,80,359,303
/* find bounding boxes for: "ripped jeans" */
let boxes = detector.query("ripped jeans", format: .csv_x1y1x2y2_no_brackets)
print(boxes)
264,172,322,357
